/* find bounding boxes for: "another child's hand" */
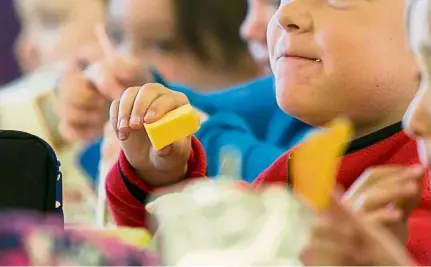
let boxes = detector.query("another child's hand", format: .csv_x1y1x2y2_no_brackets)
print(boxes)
110,84,191,187
56,52,151,142
342,165,424,244
85,55,152,101
55,56,108,142
303,190,414,266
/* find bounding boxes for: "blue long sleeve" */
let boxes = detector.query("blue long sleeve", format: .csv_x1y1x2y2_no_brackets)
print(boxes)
153,72,277,141
196,113,287,182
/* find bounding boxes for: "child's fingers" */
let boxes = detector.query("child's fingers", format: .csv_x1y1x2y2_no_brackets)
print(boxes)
144,92,189,124
58,122,101,142
129,84,163,129
117,86,140,132
365,165,424,195
345,166,409,198
85,62,125,100
344,165,424,207
302,237,358,266
364,208,403,225
357,181,419,212
113,56,141,83
58,71,103,106
56,104,104,126
109,100,120,139
328,190,359,224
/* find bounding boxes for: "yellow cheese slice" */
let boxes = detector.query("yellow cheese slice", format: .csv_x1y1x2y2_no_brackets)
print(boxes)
103,227,153,249
144,104,201,150
291,118,353,211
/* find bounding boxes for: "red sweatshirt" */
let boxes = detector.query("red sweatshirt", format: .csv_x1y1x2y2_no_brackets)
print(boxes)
106,122,431,265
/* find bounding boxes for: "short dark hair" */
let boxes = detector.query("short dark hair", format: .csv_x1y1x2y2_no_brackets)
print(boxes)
173,0,249,67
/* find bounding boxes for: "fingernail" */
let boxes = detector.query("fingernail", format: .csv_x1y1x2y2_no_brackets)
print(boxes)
154,145,172,157
144,110,155,121
119,118,129,129
118,132,129,141
129,116,142,126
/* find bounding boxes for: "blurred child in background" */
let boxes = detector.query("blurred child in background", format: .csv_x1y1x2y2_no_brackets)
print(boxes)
13,0,105,73
0,0,108,225
0,0,20,85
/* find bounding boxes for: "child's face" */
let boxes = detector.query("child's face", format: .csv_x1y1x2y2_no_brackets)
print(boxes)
240,0,279,73
403,0,431,169
268,0,419,135
14,0,105,73
107,0,225,89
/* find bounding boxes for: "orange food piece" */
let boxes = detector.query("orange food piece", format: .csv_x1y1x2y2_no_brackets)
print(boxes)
291,118,354,211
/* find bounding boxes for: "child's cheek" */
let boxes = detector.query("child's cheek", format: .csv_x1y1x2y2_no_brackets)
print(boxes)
266,17,280,74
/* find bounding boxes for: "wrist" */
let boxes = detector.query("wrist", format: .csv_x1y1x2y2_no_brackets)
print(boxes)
136,165,188,188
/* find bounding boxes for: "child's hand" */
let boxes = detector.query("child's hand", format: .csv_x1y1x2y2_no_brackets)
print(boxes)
55,53,151,142
55,57,109,142
303,190,414,266
85,55,151,101
110,84,191,187
342,165,424,244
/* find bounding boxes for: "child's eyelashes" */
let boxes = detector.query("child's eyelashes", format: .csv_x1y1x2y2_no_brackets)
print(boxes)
326,0,360,9
36,12,66,30
268,0,281,7
107,28,124,46
279,0,362,9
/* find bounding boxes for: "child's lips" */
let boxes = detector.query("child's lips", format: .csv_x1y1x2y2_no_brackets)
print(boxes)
276,55,321,64
275,56,322,84
276,56,322,71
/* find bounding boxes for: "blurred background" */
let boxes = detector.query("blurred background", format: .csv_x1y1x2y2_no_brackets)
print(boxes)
0,0,275,226
0,0,21,86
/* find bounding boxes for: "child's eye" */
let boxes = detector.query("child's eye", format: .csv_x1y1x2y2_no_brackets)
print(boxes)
327,0,358,9
38,13,63,29
107,27,124,46
151,39,179,52
268,0,281,7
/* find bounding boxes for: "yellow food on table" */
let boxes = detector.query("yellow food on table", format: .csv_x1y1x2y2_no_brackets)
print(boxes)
144,104,201,150
101,227,153,249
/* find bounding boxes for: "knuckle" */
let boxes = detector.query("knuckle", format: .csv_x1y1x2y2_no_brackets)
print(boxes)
121,86,139,98
173,91,188,103
140,83,165,94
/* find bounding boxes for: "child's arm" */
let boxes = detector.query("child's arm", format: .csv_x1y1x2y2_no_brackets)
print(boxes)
105,137,207,228
195,112,286,182
105,133,289,227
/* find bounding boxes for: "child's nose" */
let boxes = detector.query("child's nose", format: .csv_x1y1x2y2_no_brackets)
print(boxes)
14,35,40,73
403,92,431,139
240,14,267,45
275,1,312,34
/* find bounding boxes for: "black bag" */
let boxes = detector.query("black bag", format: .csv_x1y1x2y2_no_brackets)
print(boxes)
0,130,63,221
